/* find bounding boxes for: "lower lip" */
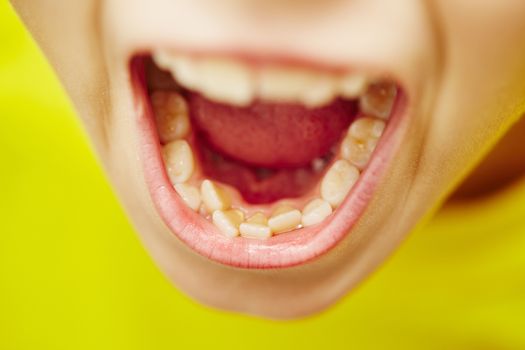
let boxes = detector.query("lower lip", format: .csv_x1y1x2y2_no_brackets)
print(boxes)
130,56,409,269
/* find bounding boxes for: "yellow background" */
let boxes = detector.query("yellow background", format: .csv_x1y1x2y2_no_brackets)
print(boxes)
1,3,525,349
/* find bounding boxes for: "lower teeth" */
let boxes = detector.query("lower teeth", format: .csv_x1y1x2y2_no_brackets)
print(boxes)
152,80,394,239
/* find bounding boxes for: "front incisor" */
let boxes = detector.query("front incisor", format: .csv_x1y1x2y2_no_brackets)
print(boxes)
212,209,244,237
162,140,194,184
239,213,272,239
321,159,360,208
268,205,302,234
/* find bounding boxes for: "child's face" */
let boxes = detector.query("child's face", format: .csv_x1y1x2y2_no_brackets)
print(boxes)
12,0,525,318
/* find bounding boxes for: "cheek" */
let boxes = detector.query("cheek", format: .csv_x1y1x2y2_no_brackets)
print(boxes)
405,1,525,204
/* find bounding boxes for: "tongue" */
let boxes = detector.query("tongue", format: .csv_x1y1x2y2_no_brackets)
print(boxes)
188,93,357,168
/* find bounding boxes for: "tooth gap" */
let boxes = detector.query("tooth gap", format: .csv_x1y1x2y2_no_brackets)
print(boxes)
147,54,398,239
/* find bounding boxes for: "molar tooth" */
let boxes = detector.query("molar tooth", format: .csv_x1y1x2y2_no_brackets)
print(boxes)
321,159,360,208
239,213,272,239
201,180,232,212
301,198,333,227
197,58,254,106
151,91,190,143
162,140,194,184
348,117,386,141
359,81,397,120
174,183,201,211
268,205,302,234
339,73,367,98
212,209,244,237
340,135,375,170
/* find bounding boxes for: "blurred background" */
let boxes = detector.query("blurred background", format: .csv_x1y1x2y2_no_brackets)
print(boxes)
1,2,525,349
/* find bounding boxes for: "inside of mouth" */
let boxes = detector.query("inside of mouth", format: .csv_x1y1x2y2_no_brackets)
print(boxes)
141,54,399,239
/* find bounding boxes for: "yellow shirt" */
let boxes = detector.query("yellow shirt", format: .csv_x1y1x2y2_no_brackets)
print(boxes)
1,2,524,349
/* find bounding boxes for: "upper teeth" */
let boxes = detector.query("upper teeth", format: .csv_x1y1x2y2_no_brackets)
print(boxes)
153,50,371,108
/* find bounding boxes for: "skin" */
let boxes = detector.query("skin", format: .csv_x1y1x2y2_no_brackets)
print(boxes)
10,0,525,319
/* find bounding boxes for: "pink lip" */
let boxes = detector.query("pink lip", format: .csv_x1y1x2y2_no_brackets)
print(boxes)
131,56,408,269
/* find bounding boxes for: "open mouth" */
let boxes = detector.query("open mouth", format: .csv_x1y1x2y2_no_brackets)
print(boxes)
130,50,407,268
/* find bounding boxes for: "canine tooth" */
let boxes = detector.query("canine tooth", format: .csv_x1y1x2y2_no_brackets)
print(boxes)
360,81,397,120
301,198,333,227
162,140,194,184
349,117,385,141
340,135,375,170
151,91,190,143
174,183,201,211
268,205,302,234
239,213,272,239
321,159,360,207
201,180,232,212
339,73,367,98
197,58,254,106
212,209,244,237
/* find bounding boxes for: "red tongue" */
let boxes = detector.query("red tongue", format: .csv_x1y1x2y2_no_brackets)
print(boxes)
188,93,357,168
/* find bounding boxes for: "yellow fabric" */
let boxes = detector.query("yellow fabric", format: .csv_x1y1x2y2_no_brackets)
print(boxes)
1,3,524,349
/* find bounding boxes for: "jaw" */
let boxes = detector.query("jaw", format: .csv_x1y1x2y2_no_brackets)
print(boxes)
116,52,426,317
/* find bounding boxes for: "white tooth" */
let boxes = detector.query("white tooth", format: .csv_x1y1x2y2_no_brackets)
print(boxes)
174,183,201,211
152,50,174,71
258,66,336,106
197,58,254,106
151,91,190,143
359,81,397,120
339,73,367,98
321,159,360,208
300,76,337,107
239,213,272,239
246,212,268,225
162,140,194,184
268,205,302,234
366,138,378,151
348,116,385,141
301,198,333,227
200,180,232,212
212,209,244,237
160,53,199,90
340,135,375,170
